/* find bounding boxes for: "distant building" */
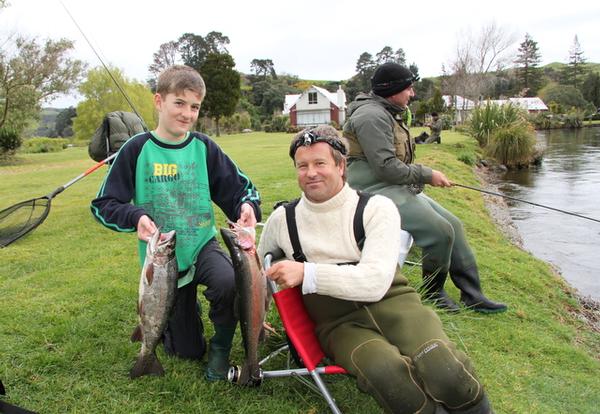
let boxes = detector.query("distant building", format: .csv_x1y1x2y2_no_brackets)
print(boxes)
284,85,346,127
491,97,548,113
442,95,476,124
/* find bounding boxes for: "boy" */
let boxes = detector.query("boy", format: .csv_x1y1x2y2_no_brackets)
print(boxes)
91,65,261,381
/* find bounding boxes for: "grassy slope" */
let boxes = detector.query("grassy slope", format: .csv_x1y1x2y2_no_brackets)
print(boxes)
0,131,598,413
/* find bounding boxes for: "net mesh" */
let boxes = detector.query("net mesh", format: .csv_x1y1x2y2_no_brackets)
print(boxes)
0,197,51,248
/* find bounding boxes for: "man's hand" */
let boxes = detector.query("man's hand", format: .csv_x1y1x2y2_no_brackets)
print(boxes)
137,215,157,242
266,260,304,289
430,170,453,187
237,203,257,228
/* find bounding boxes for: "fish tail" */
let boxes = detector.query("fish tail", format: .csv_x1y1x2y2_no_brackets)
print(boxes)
129,351,164,379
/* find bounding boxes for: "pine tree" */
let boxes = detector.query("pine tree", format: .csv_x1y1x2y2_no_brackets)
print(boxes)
563,35,587,89
514,33,542,96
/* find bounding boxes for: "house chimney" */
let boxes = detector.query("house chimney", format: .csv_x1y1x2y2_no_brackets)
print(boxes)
337,85,346,109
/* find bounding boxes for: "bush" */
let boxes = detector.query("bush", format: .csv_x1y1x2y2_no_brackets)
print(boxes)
21,137,69,153
485,123,536,167
440,114,453,130
468,102,525,147
264,115,290,133
528,112,561,130
457,151,476,166
0,127,22,156
560,109,584,128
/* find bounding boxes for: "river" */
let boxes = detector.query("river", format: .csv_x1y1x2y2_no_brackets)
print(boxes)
497,127,600,301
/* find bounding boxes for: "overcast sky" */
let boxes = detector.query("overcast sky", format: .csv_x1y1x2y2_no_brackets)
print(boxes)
2,0,599,108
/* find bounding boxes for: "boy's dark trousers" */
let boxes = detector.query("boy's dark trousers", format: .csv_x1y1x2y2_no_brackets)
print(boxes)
163,238,237,359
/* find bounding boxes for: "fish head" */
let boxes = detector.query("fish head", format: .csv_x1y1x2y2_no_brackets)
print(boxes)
225,221,256,251
146,229,176,264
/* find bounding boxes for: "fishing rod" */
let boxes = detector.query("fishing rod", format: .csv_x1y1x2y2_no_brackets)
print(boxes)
453,183,600,224
59,0,148,131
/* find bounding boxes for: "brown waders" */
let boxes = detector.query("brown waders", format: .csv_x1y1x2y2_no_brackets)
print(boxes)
304,273,491,414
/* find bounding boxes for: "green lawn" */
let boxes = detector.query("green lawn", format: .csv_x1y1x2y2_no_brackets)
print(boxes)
1,131,599,413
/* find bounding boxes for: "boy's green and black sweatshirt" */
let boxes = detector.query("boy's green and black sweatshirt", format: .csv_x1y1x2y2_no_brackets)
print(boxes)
91,131,261,287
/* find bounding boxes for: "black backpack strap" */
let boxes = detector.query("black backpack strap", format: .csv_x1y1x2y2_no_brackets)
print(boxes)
353,191,373,251
284,199,306,262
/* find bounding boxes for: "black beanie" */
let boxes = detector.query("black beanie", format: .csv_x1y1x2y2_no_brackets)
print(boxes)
371,63,417,98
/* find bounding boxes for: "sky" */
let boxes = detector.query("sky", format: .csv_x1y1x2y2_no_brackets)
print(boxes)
2,0,599,108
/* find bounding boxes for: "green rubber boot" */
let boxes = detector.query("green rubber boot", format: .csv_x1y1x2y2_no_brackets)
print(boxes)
205,324,236,382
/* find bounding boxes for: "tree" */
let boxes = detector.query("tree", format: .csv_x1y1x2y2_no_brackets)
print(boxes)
445,22,516,102
394,48,406,66
148,41,180,80
514,33,543,96
344,52,376,101
538,83,589,113
199,53,240,136
375,46,395,64
177,31,230,70
562,35,586,89
581,72,600,109
0,36,85,133
73,66,155,141
55,106,77,137
250,59,276,79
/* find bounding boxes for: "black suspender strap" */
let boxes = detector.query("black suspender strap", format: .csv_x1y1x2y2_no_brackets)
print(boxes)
284,199,306,262
353,191,372,251
284,190,374,263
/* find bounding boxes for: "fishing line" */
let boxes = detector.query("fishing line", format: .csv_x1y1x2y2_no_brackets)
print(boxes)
59,0,148,131
454,183,600,224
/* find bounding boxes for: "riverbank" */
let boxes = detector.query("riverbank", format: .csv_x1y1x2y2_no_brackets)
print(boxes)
475,165,600,334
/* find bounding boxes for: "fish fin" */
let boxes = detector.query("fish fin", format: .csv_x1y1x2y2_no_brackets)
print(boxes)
130,325,143,342
145,265,154,286
129,352,164,379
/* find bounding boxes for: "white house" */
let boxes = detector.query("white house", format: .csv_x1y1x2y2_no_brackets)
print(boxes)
283,85,346,127
442,95,476,124
491,97,548,113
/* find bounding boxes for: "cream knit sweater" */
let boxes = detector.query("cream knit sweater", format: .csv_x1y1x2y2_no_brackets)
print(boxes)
257,184,401,302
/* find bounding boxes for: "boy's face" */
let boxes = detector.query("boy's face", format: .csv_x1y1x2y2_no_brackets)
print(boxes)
154,89,202,141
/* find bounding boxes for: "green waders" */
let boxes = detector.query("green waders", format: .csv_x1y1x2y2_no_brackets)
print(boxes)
303,272,489,414
347,160,506,313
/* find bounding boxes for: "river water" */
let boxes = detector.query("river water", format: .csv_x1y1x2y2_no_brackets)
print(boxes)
497,127,600,300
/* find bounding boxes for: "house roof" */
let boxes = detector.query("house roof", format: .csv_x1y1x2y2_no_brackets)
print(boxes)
508,97,548,111
283,94,301,114
490,97,548,111
283,85,346,114
442,95,476,110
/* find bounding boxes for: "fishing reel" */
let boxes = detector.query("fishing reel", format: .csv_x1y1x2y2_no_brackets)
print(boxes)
227,365,263,387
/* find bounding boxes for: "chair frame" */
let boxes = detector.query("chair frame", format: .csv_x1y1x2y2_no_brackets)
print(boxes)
230,253,347,414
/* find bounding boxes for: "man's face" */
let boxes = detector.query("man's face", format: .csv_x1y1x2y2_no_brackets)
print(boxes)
294,142,345,203
154,89,202,141
387,85,415,108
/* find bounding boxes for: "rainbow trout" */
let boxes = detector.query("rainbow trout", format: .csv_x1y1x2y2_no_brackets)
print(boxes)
220,224,268,386
129,230,177,379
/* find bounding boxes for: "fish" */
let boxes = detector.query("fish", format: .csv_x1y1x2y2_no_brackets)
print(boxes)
220,223,269,386
129,229,178,379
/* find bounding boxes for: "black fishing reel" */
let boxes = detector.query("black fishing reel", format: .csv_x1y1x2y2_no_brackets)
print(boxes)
227,365,263,387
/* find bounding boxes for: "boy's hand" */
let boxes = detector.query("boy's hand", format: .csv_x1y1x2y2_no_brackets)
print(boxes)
266,260,304,289
137,215,157,242
237,203,257,228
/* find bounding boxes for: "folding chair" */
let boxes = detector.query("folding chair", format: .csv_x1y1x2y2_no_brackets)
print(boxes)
256,252,347,414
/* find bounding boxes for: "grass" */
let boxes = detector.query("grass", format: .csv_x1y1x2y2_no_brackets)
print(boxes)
1,131,599,413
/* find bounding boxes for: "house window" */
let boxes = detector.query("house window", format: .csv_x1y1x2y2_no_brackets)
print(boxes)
308,92,317,104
